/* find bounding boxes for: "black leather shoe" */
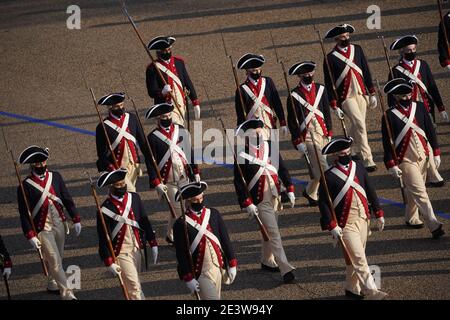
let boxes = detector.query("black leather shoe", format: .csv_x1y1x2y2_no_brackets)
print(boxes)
405,221,424,229
47,289,60,295
302,190,318,207
283,271,296,284
165,236,174,245
432,224,445,239
345,290,364,300
365,165,377,173
261,263,280,273
426,180,446,188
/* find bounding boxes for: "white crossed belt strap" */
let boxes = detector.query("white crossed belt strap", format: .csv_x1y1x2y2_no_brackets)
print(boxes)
331,162,367,208
26,172,63,218
155,62,184,91
291,85,325,132
332,45,363,88
391,102,427,149
104,113,137,151
102,193,140,239
153,125,189,171
186,209,222,253
241,79,274,120
395,61,430,97
239,142,278,191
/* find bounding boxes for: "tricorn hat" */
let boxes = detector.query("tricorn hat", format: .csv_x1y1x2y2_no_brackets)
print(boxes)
236,53,266,69
175,181,208,201
147,36,176,50
18,145,49,164
97,168,128,188
322,137,354,155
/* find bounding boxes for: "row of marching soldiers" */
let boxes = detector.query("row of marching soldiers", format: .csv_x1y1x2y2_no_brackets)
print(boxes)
2,19,449,300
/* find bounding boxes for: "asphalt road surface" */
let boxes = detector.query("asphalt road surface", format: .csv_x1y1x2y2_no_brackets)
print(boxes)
0,0,449,300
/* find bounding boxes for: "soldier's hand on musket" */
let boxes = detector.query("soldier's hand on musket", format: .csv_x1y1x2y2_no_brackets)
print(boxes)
194,105,201,120
376,217,385,232
107,263,121,276
287,192,296,208
186,279,200,294
28,237,42,250
194,174,201,183
296,142,307,156
74,222,82,237
2,267,11,280
388,166,403,179
162,84,172,97
334,107,345,120
330,226,343,248
440,110,449,122
280,125,289,137
245,203,259,219
155,183,168,200
434,155,441,169
369,95,378,109
227,266,237,284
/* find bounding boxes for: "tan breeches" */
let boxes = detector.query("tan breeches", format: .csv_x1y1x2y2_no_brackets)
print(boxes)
116,249,144,300
257,199,295,276
342,212,378,295
39,224,73,300
400,158,441,232
198,240,222,300
166,181,183,239
171,84,187,126
305,132,329,200
341,94,374,166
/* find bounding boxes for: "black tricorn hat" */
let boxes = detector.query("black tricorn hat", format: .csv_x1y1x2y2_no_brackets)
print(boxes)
389,35,418,50
97,92,126,106
175,181,208,201
236,53,266,69
324,23,355,39
18,145,49,164
322,137,354,155
288,61,316,76
97,168,127,188
235,119,264,136
145,103,174,119
383,78,414,95
147,36,176,50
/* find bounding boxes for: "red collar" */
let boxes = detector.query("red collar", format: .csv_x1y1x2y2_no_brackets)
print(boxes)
335,44,351,58
109,192,129,211
30,170,49,185
334,160,352,175
187,207,206,223
108,112,125,125
158,123,175,138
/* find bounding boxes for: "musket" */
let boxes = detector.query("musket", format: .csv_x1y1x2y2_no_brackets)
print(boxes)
177,182,201,300
438,0,450,57
316,29,349,138
379,36,394,79
375,79,407,204
220,31,248,121
82,72,120,169
119,1,185,124
202,83,270,242
117,73,178,220
1,126,48,277
83,168,130,300
269,31,314,180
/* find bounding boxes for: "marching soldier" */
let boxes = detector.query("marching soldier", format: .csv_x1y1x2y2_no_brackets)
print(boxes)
145,103,200,244
0,235,12,281
382,78,445,238
145,36,201,126
96,168,159,300
173,181,237,300
235,53,288,141
319,137,387,300
438,10,450,71
233,119,296,283
323,24,378,172
287,60,333,206
389,35,447,187
17,146,81,300
95,92,155,193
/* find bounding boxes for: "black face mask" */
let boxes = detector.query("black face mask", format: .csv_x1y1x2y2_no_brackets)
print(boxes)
403,52,416,61
112,185,127,198
398,99,411,108
190,202,204,212
302,76,313,85
338,154,351,165
340,39,350,47
34,166,47,175
159,51,172,60
160,118,172,128
249,72,261,81
111,108,124,117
